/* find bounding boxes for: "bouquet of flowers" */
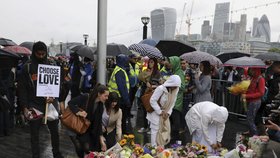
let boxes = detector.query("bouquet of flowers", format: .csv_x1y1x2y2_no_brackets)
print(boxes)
227,80,251,95
248,135,269,158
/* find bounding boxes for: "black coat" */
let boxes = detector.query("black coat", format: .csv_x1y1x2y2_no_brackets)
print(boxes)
68,93,104,151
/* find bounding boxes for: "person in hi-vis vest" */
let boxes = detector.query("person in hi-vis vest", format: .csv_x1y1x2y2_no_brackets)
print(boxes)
108,54,131,134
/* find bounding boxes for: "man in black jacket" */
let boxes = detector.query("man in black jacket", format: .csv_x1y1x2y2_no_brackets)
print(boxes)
18,41,63,158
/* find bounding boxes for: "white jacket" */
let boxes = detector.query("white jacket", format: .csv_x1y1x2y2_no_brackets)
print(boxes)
146,75,181,126
185,101,228,145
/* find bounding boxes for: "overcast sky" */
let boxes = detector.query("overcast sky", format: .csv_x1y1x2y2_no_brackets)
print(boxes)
1,0,279,46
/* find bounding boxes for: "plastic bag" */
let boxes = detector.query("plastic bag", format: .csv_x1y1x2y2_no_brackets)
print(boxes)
47,103,59,121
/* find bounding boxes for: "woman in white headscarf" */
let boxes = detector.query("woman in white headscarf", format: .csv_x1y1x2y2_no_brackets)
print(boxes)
185,101,228,153
147,75,181,146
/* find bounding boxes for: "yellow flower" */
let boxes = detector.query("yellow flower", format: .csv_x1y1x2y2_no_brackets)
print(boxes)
201,145,208,153
131,141,135,146
128,134,135,139
124,134,128,139
119,139,127,146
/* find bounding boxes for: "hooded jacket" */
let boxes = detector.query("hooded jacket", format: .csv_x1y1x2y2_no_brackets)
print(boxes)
185,101,228,145
114,54,130,106
147,75,181,124
18,44,52,113
168,56,185,112
245,68,265,103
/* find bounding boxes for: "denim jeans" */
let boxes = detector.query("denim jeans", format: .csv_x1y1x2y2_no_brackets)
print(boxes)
247,100,261,135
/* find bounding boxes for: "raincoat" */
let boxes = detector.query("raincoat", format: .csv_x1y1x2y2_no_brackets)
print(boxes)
185,101,228,153
146,75,181,146
169,56,185,112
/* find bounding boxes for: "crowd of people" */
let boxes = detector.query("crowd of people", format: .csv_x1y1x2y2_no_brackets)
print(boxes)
0,41,280,158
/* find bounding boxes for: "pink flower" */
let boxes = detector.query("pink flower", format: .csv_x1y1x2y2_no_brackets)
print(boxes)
187,152,196,158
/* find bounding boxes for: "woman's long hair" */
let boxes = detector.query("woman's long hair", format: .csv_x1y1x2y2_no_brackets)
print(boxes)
86,83,108,115
148,58,159,77
105,92,120,113
201,60,211,75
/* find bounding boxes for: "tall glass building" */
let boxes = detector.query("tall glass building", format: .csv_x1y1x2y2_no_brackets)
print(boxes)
253,14,271,42
150,7,177,41
212,2,230,41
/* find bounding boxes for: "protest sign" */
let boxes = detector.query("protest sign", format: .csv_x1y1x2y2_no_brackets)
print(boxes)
36,64,61,97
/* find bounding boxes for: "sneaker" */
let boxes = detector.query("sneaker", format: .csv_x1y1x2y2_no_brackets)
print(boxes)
137,127,149,133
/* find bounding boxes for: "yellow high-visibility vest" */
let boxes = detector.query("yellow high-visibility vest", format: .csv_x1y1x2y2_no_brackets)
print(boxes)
129,63,140,76
108,66,130,96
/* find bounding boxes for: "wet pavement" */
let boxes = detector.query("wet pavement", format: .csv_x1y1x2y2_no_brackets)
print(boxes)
0,102,279,157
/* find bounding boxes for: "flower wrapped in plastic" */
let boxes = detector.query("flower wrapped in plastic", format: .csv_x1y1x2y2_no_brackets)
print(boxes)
248,135,269,158
227,80,251,95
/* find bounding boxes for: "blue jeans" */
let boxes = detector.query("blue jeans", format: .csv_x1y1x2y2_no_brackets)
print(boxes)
247,100,261,135
268,129,280,142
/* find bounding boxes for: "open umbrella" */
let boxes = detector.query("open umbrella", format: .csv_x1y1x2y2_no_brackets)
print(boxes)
70,44,84,52
156,40,196,57
180,51,222,66
216,52,251,63
224,56,266,68
255,52,280,61
20,42,34,51
74,45,96,60
3,45,32,56
92,43,130,56
139,39,158,47
0,38,17,46
0,49,20,68
128,43,163,59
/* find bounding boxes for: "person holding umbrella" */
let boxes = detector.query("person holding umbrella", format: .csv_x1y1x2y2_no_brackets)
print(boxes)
17,41,64,158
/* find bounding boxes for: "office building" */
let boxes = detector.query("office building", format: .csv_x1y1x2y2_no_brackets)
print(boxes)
151,7,177,41
253,14,271,42
201,20,212,40
212,2,230,41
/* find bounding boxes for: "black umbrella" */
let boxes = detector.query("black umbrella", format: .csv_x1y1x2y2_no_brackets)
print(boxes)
255,52,280,61
70,44,84,52
74,45,96,60
20,42,34,51
0,38,17,46
93,43,130,56
0,49,20,68
155,40,196,57
216,52,251,63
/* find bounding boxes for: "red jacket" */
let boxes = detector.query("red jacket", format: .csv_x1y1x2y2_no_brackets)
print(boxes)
245,70,265,102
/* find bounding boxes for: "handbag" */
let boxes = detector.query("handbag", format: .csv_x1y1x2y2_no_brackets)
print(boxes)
141,88,162,113
61,107,91,134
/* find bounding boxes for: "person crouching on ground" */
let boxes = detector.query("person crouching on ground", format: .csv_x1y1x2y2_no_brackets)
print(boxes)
102,92,122,149
185,101,228,153
147,75,181,146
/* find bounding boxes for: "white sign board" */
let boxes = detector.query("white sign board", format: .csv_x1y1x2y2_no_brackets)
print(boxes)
36,64,61,97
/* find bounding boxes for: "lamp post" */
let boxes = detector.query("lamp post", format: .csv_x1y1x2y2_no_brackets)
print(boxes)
59,42,63,53
83,34,89,45
141,16,150,40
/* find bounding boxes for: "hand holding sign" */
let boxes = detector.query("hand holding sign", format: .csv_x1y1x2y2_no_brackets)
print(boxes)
36,64,61,124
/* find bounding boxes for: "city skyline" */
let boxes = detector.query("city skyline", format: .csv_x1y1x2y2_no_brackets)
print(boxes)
0,0,279,46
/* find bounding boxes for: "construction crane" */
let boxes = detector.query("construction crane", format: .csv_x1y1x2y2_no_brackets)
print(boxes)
178,3,187,34
186,0,195,36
